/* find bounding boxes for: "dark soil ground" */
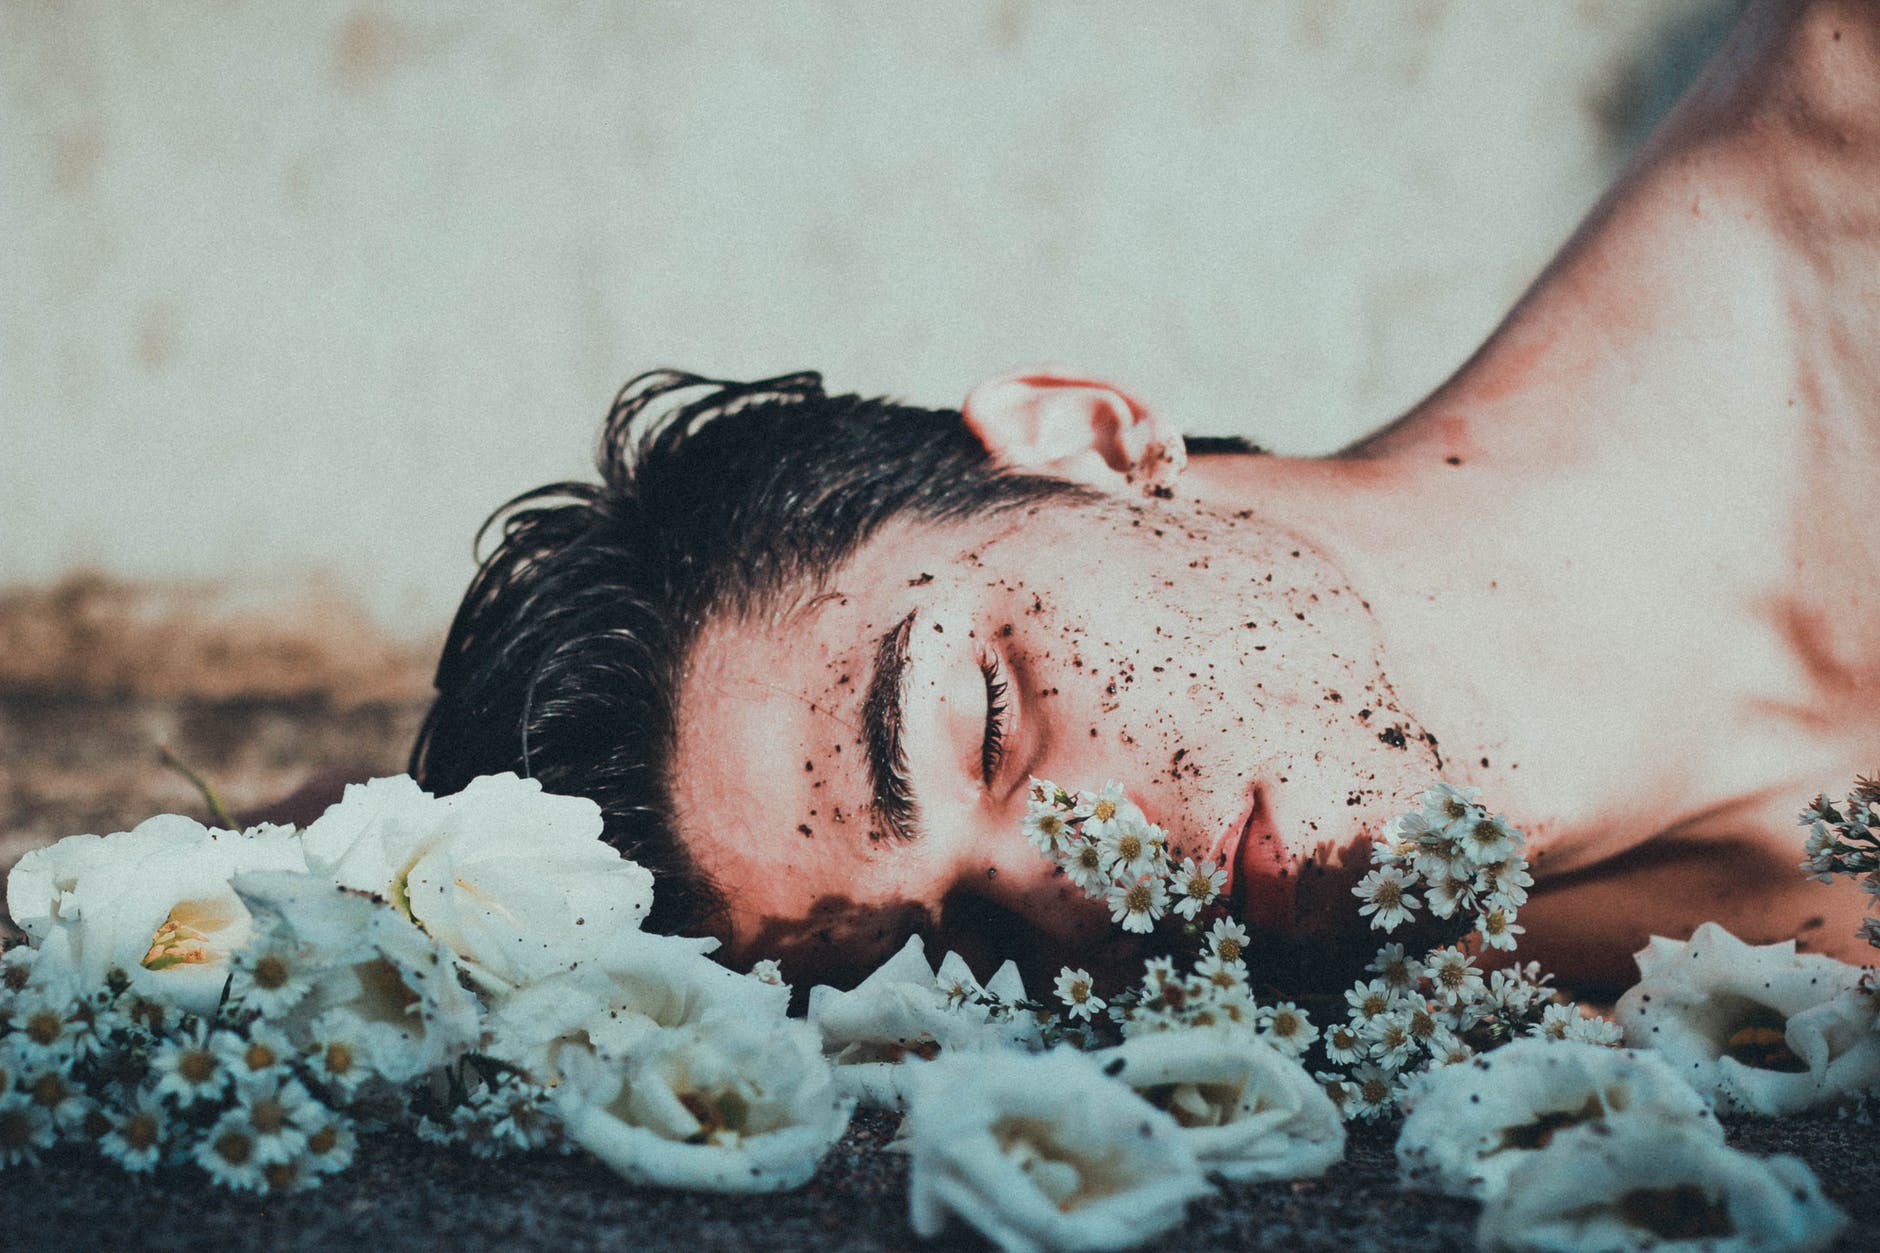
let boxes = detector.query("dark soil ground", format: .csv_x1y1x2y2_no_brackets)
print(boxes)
0,1110,1875,1253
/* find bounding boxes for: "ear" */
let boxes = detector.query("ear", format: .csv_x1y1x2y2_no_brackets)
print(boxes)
961,366,1186,494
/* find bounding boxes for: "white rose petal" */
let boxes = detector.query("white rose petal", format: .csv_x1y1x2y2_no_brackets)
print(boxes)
581,927,788,1050
7,816,308,1014
808,935,1042,1109
1396,1038,1721,1200
901,1048,1211,1253
1477,1123,1846,1253
556,1017,853,1193
300,773,655,993
1613,921,1880,1114
1090,1026,1344,1183
234,871,481,1082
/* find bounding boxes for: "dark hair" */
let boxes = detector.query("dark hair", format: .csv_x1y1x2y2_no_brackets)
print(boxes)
410,370,1099,939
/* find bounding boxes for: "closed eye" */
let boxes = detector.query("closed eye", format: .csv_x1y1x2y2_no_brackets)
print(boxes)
979,651,1008,786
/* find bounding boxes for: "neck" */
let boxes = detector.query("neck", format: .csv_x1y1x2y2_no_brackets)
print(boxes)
1185,0,1880,869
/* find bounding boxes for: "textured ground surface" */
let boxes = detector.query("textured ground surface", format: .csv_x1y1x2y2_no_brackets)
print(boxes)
0,1110,1876,1253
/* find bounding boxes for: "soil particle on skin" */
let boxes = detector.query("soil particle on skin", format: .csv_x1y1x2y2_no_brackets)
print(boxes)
0,1112,1874,1251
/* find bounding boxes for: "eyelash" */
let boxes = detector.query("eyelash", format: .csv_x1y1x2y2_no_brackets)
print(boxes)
979,651,1009,786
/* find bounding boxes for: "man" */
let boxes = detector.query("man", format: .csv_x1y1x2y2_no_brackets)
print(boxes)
414,0,1879,995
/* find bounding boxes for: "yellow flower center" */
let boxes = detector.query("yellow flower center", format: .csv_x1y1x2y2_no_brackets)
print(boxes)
1216,938,1243,963
1115,834,1142,862
251,954,291,991
1092,800,1117,822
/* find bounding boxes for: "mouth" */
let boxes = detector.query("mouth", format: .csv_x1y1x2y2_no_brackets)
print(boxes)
1215,783,1297,931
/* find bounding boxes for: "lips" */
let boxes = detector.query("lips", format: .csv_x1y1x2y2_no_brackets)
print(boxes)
1216,784,1297,931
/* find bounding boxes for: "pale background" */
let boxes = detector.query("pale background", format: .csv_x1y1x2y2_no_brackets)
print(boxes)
2,0,1742,637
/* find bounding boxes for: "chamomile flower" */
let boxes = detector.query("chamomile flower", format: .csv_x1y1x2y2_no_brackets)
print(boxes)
214,1023,296,1089
1347,1064,1396,1120
1106,876,1168,934
1530,1002,1577,1042
1458,812,1521,865
1424,875,1475,921
304,1017,372,1098
1425,1027,1473,1068
5,986,80,1064
1053,968,1106,1021
1344,979,1400,1023
233,1077,318,1165
1194,953,1248,994
1475,860,1532,910
1566,1011,1624,1047
1478,905,1524,951
1021,805,1074,857
23,1065,93,1131
1207,919,1250,965
1141,957,1179,990
1352,866,1421,932
1169,858,1226,921
300,1111,358,1175
1258,1002,1318,1058
1425,947,1484,1007
1076,780,1134,837
1366,943,1423,992
150,1023,230,1109
1099,819,1162,881
1419,782,1482,825
99,1096,168,1173
1323,1024,1366,1065
195,1108,268,1192
228,935,315,1018
478,1075,561,1154
1372,811,1433,867
1062,838,1111,895
0,1092,56,1167
1365,1010,1418,1071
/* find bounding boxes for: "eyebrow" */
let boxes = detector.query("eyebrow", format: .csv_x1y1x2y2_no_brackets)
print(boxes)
862,609,920,842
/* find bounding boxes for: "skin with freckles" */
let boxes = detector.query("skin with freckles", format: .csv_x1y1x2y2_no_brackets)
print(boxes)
672,498,1439,990
671,0,1880,994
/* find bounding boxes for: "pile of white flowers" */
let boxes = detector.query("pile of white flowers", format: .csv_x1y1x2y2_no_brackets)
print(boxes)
3,769,1875,1253
1,774,847,1195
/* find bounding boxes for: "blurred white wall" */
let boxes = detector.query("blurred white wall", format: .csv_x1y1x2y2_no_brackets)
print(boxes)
1,0,1738,634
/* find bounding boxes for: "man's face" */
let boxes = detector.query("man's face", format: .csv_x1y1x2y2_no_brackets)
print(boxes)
671,493,1441,988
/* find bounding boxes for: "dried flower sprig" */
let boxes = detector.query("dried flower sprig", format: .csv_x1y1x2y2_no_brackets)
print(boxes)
1799,776,1880,949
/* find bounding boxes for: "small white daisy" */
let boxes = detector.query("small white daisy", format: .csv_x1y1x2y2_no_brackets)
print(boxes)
22,1065,93,1131
300,1111,358,1175
1168,857,1226,921
1075,780,1134,837
5,987,80,1065
195,1108,268,1192
1022,805,1074,857
1365,1009,1419,1071
1323,1023,1366,1065
1424,875,1474,921
1366,943,1423,992
1352,866,1421,932
229,937,315,1018
1099,818,1162,881
1257,1001,1319,1057
1141,956,1179,990
1425,947,1485,1007
1348,1064,1396,1120
1565,1011,1624,1047
232,1077,318,1165
99,1096,168,1173
1478,905,1525,951
1059,837,1111,896
1053,968,1106,1021
1457,813,1520,865
1424,1026,1473,1067
1193,952,1248,993
1344,978,1401,1023
304,1020,371,1097
1106,876,1168,934
214,1024,296,1089
0,1092,56,1167
151,1023,230,1109
1419,782,1482,825
1207,919,1251,965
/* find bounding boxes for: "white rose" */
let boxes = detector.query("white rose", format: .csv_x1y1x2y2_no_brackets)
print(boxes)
902,1047,1211,1253
234,870,482,1083
1089,1025,1344,1183
7,816,307,1014
299,773,654,993
1613,921,1880,1114
1477,1123,1845,1253
1396,1037,1721,1200
579,926,788,1049
808,934,1042,1109
556,1017,853,1193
